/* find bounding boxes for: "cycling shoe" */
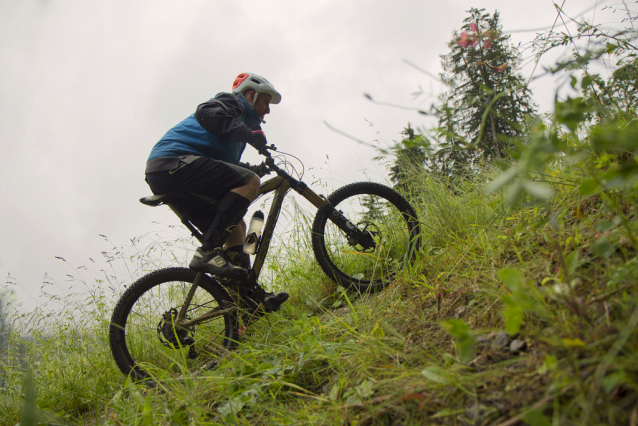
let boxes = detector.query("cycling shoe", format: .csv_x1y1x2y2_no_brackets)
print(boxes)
264,291,289,312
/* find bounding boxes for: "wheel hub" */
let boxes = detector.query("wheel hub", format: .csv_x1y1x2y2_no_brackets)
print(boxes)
157,308,197,358
347,221,380,252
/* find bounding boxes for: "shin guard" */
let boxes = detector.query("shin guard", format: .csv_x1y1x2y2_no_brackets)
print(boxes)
202,192,251,251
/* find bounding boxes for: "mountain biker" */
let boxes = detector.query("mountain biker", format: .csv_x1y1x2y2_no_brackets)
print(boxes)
144,72,289,309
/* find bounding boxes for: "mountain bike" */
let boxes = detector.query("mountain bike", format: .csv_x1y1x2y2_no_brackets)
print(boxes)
109,144,420,382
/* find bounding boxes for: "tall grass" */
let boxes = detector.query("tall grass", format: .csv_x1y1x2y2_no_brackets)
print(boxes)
2,149,637,424
0,229,200,425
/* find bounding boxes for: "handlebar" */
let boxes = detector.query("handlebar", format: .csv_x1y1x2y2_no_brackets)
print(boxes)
257,143,277,158
252,143,303,181
243,144,276,176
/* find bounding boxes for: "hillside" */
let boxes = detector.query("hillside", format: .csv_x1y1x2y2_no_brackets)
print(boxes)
2,145,638,425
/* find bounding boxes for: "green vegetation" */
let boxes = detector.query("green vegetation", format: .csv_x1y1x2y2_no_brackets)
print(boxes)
3,141,637,424
436,8,536,171
2,4,638,426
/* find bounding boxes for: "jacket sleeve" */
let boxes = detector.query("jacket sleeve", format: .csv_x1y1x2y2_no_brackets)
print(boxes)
194,96,253,143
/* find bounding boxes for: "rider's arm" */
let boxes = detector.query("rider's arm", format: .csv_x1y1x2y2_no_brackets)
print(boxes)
195,96,255,143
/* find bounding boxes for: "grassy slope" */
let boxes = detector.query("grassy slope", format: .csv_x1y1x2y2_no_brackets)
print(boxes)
2,164,637,426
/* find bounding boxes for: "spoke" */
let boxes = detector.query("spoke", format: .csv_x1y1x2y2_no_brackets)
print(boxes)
323,191,412,283
123,278,229,377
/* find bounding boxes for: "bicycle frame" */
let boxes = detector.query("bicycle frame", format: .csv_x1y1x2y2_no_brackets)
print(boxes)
251,179,325,277
171,155,375,328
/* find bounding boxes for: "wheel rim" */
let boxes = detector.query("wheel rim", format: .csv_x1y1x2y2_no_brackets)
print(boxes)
322,191,416,286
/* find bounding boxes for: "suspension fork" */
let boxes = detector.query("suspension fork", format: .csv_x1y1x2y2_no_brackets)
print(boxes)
294,182,376,250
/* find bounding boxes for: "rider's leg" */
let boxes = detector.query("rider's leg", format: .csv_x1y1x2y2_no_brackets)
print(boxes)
229,174,260,200
224,220,247,248
200,175,259,251
223,177,288,308
146,157,261,278
191,175,260,277
224,221,251,269
213,178,288,308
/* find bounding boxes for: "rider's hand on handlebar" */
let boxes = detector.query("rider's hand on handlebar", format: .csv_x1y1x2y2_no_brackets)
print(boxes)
248,130,267,150
238,161,270,178
255,161,270,177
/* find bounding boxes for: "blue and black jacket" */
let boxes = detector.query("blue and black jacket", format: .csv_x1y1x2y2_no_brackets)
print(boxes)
146,93,261,171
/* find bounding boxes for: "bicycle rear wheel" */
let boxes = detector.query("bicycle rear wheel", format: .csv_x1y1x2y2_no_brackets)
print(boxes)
312,182,420,292
109,268,238,382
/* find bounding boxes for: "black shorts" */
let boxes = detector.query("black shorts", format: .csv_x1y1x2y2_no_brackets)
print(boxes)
145,157,255,232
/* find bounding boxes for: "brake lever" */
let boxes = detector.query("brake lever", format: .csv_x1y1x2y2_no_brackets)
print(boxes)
258,161,272,177
258,144,276,157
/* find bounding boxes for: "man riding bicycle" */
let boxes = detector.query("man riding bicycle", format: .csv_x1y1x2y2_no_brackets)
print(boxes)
145,72,289,310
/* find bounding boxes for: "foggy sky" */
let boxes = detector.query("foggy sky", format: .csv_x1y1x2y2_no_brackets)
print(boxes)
0,0,629,311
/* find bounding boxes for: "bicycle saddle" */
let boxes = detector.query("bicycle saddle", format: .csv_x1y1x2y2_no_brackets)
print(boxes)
140,193,219,207
139,195,169,206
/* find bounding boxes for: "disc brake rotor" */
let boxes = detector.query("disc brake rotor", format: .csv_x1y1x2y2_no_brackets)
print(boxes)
350,221,381,253
157,308,196,358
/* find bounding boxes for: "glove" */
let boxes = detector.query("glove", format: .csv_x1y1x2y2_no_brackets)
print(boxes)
254,162,270,177
238,161,270,178
248,130,267,149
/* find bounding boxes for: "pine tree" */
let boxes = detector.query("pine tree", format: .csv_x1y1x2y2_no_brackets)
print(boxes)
436,8,536,168
584,57,638,122
388,124,430,193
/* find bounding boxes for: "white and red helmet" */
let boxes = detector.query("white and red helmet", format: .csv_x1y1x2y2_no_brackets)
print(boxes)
232,73,282,105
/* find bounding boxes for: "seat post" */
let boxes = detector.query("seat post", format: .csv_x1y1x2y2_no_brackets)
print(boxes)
167,204,204,243
139,195,206,244
181,219,204,243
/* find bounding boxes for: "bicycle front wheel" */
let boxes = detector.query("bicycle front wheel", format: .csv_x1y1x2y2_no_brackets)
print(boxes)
312,182,420,292
109,268,238,382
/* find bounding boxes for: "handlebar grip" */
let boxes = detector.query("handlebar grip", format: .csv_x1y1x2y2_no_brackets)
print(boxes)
258,144,276,157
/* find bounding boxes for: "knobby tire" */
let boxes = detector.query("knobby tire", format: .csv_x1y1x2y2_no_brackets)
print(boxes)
311,182,420,292
109,267,237,383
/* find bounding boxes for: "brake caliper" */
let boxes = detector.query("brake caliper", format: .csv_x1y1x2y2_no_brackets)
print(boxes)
331,209,376,250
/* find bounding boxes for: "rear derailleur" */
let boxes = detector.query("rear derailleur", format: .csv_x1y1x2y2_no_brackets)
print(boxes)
157,308,198,359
